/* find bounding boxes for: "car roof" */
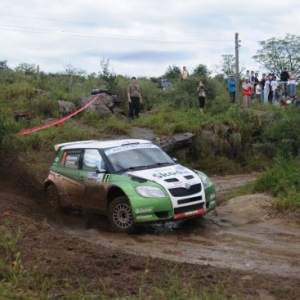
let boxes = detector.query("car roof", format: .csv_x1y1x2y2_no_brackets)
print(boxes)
54,139,152,151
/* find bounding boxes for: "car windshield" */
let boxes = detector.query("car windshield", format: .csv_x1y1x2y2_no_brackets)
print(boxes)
104,143,175,173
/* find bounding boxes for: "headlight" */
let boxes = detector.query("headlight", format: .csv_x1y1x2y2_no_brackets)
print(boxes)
197,172,213,189
136,186,166,198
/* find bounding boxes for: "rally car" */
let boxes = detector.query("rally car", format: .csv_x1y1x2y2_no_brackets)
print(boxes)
44,139,216,232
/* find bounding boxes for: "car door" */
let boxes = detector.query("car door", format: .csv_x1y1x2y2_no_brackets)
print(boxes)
77,149,108,212
59,149,84,208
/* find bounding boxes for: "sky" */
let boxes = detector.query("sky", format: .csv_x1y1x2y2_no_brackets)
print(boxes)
1,0,300,78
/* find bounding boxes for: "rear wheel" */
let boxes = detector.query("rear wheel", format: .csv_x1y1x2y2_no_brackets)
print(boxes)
45,184,60,210
108,197,134,233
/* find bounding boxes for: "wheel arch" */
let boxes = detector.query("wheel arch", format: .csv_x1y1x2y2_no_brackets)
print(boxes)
107,186,127,206
44,179,55,192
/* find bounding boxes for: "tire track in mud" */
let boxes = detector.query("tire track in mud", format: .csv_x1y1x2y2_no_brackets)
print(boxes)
62,174,300,279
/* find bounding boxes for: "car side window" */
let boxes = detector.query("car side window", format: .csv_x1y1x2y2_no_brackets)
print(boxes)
63,150,81,169
82,149,106,172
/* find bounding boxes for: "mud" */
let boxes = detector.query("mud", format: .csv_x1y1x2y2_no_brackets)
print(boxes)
0,173,299,300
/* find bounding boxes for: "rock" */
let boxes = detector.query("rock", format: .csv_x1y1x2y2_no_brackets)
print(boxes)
57,100,76,115
80,93,124,119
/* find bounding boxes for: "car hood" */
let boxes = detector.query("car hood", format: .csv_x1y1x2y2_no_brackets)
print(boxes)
124,164,200,187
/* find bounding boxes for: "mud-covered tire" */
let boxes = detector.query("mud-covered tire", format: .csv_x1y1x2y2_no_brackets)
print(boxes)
45,184,61,210
108,197,134,233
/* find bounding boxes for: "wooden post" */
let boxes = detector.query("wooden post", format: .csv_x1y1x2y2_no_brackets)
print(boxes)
235,33,240,103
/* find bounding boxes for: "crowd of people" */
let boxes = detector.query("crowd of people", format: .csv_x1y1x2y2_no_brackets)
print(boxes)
127,66,298,119
228,68,298,108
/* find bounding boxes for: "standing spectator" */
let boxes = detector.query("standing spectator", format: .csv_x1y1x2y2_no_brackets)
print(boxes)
270,76,279,103
241,77,253,108
250,71,256,98
260,73,266,102
289,68,297,98
127,77,142,120
254,72,259,94
181,66,189,80
255,83,262,103
196,81,206,113
227,73,236,103
274,86,282,103
268,74,274,103
250,71,255,86
280,67,289,96
264,75,270,104
161,75,169,90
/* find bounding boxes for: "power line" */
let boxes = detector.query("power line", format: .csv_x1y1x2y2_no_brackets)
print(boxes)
0,13,234,41
0,24,232,45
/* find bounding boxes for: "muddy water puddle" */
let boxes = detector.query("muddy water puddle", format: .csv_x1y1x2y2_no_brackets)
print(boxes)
64,209,300,278
62,176,300,279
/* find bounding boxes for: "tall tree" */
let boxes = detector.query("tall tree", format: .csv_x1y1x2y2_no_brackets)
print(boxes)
192,63,210,77
0,60,8,70
99,57,116,89
253,34,300,76
165,65,181,80
15,62,36,75
220,54,235,77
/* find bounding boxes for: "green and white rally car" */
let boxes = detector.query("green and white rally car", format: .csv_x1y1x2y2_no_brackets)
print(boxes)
44,139,217,232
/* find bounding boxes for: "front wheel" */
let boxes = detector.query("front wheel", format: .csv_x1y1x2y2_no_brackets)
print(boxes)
108,197,134,233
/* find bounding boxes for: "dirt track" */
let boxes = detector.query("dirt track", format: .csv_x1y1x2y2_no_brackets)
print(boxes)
0,173,300,300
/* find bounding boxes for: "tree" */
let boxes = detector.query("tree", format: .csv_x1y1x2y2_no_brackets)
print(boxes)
64,63,87,90
64,63,86,77
192,63,210,77
15,63,36,75
253,34,300,76
99,57,116,89
164,65,181,80
0,61,8,70
220,54,235,77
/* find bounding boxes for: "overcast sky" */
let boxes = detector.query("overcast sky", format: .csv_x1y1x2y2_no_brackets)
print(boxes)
1,0,300,78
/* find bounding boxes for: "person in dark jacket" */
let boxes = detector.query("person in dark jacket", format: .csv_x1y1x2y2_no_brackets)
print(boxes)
280,67,290,97
127,77,142,120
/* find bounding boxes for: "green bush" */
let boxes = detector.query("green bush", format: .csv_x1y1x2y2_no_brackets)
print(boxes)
253,156,300,212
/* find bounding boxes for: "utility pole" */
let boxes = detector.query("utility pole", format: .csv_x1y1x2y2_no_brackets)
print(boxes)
235,33,240,102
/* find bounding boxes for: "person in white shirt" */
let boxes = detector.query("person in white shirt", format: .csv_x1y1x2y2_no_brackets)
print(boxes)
289,68,297,98
255,83,262,103
270,76,278,103
264,75,270,104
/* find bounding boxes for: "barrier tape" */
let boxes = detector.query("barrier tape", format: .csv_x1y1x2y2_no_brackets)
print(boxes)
16,94,101,136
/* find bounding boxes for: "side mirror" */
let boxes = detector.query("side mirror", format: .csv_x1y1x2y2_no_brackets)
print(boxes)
96,168,107,174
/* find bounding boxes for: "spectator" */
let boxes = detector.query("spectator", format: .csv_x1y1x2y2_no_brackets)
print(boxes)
161,75,170,90
254,72,259,94
127,77,142,120
280,67,289,96
196,81,206,113
227,73,236,103
274,86,282,103
260,73,266,102
245,70,250,79
241,77,253,108
270,76,279,103
289,68,297,98
264,75,270,104
181,66,189,80
255,83,262,103
250,71,255,86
